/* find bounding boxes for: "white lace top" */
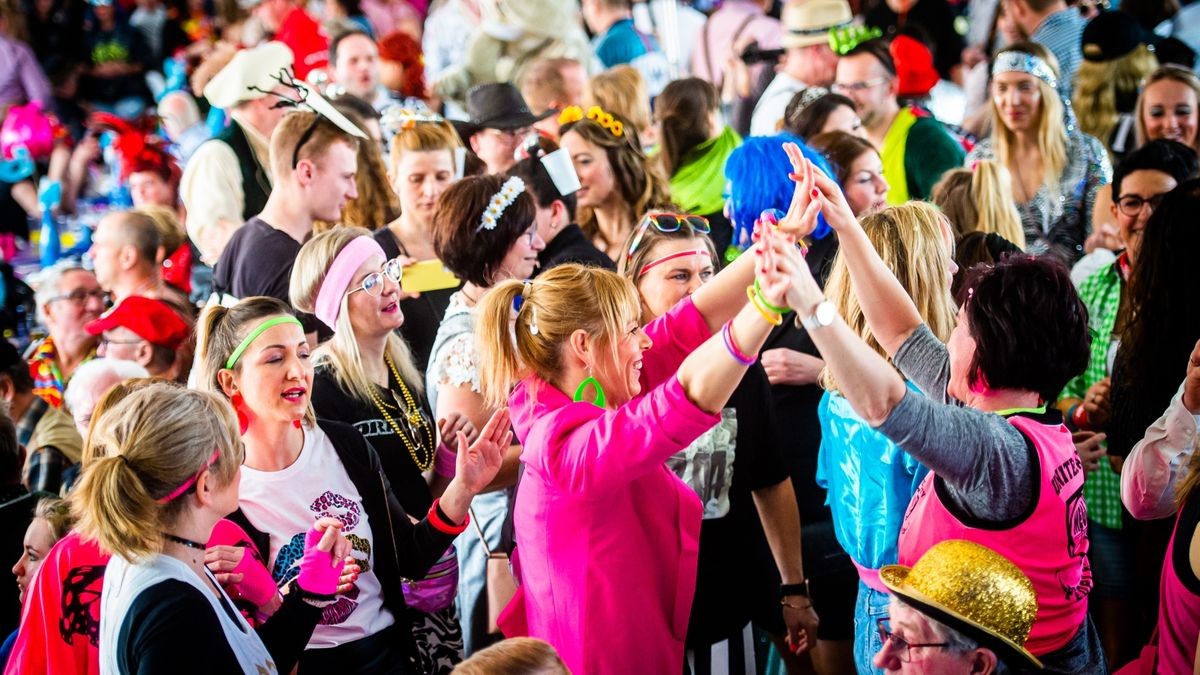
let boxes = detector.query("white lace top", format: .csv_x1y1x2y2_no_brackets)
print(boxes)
425,292,482,416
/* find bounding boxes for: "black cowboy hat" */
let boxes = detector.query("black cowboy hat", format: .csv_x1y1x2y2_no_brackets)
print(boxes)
457,83,555,137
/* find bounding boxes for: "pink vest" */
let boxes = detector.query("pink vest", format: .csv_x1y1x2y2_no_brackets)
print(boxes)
1155,498,1200,673
898,414,1091,655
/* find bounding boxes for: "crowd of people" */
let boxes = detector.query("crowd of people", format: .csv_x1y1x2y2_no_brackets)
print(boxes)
0,0,1199,672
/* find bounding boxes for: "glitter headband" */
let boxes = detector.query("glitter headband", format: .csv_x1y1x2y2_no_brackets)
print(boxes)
991,51,1058,91
794,87,831,114
155,448,221,504
314,237,387,330
225,315,304,369
477,177,526,232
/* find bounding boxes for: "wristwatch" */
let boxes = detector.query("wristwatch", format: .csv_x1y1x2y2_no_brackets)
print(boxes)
799,300,837,330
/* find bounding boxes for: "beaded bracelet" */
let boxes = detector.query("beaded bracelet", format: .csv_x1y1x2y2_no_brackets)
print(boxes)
746,286,783,325
427,499,470,535
722,321,756,366
753,278,789,315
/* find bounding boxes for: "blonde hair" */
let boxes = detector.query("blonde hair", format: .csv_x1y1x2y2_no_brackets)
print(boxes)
477,264,641,409
133,204,186,261
269,111,361,182
388,120,463,179
990,42,1068,200
194,296,317,426
932,161,1026,248
1134,65,1200,153
586,65,651,139
72,384,243,561
1073,45,1159,158
820,202,957,392
452,638,570,675
34,497,76,542
80,377,160,464
290,228,424,404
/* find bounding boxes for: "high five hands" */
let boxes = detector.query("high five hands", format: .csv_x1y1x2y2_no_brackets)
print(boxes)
777,142,858,238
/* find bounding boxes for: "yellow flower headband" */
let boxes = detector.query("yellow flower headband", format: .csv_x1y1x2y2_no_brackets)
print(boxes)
557,105,624,138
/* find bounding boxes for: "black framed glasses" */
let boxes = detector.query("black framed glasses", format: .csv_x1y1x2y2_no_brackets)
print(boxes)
49,289,109,305
876,619,951,663
627,213,711,263
1116,192,1168,218
347,258,403,297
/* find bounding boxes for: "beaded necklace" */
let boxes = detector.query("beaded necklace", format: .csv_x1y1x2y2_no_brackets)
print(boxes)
367,355,435,471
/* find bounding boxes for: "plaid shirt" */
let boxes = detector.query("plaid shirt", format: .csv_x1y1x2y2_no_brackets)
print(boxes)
1060,258,1124,529
16,396,72,494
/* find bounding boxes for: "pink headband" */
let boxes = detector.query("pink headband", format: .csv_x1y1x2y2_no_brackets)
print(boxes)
315,237,386,330
156,448,221,504
639,249,712,277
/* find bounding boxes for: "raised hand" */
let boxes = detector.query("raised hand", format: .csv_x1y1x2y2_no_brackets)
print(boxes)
454,407,512,495
777,143,822,238
438,411,479,447
754,227,794,311
807,157,859,234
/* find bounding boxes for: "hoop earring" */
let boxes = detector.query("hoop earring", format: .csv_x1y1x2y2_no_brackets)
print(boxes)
573,375,607,408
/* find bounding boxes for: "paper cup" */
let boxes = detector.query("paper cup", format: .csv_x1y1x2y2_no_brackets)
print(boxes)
540,148,581,196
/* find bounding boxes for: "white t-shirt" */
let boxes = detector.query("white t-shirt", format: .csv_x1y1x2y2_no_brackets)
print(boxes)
750,72,808,137
238,424,395,649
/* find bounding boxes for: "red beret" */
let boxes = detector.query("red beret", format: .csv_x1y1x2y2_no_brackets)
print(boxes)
890,35,940,98
85,296,190,349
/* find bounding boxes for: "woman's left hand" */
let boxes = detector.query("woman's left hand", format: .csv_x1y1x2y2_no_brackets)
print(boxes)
754,228,794,310
760,228,825,315
454,407,512,494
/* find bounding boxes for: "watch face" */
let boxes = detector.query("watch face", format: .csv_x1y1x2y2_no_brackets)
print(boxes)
816,301,836,325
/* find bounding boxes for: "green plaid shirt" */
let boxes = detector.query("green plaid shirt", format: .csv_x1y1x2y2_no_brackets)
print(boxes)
1060,260,1124,529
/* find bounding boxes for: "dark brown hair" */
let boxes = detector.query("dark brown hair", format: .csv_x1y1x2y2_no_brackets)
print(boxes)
432,175,537,287
655,78,720,177
807,131,877,185
783,90,858,141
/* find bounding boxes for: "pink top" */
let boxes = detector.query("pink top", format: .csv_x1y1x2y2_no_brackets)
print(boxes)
1155,497,1200,673
898,414,1090,655
500,297,719,675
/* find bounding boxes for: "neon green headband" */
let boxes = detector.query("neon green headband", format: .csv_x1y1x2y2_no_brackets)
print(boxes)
225,315,303,369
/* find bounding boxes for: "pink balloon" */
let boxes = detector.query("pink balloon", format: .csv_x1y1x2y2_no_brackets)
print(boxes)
0,102,56,161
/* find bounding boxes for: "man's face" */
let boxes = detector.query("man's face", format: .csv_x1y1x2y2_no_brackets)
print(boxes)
87,215,126,291
253,0,292,33
470,127,530,175
96,326,149,366
300,141,359,222
835,53,895,127
43,270,107,339
334,34,380,100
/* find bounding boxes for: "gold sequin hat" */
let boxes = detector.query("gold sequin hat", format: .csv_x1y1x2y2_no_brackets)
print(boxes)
879,540,1042,669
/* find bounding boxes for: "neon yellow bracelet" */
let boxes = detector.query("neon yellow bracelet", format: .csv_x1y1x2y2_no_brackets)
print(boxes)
754,279,789,315
746,286,783,325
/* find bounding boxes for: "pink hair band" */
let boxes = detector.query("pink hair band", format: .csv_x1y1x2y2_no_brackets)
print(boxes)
157,448,221,504
314,237,386,330
639,249,712,277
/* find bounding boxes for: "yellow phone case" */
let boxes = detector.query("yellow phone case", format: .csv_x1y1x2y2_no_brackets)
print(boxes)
401,260,460,293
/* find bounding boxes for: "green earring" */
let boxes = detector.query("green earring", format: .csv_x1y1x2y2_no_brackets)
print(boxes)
573,376,607,408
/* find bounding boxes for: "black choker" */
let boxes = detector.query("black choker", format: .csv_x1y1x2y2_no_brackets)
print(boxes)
165,533,207,551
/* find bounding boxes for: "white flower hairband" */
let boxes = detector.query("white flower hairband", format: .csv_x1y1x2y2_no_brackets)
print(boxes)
477,176,526,232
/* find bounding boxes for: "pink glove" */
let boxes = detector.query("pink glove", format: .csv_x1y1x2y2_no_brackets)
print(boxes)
296,526,346,598
207,519,278,607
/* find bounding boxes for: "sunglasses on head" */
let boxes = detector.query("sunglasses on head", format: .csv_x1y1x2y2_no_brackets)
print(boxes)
627,212,711,263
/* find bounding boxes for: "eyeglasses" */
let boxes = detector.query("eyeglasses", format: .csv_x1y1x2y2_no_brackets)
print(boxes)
347,257,404,297
1116,192,1168,217
49,289,109,305
485,126,532,141
876,619,951,663
832,77,890,94
627,213,711,263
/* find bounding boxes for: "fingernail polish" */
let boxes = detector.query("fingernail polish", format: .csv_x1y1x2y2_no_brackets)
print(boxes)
811,189,819,198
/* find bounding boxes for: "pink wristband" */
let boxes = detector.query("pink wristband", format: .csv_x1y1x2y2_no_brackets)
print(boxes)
434,442,457,479
207,519,278,607
296,526,346,598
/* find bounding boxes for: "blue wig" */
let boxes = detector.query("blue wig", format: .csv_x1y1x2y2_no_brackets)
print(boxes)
724,133,835,254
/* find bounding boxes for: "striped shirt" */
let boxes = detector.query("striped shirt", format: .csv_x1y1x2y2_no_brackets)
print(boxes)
1031,8,1086,101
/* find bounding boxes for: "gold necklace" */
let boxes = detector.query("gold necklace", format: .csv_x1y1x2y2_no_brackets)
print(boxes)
366,355,434,472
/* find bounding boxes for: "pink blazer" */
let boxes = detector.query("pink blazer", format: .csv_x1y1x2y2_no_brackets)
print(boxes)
501,297,719,675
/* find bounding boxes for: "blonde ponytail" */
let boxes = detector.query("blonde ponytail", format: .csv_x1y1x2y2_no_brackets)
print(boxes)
73,384,242,561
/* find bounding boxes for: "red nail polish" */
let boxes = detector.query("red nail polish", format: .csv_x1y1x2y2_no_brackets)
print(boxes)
811,188,819,198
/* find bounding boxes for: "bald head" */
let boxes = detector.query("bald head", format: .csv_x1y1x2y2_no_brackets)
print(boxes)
157,92,201,140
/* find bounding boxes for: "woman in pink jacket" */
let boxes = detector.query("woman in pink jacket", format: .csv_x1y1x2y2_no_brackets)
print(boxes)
476,220,808,674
